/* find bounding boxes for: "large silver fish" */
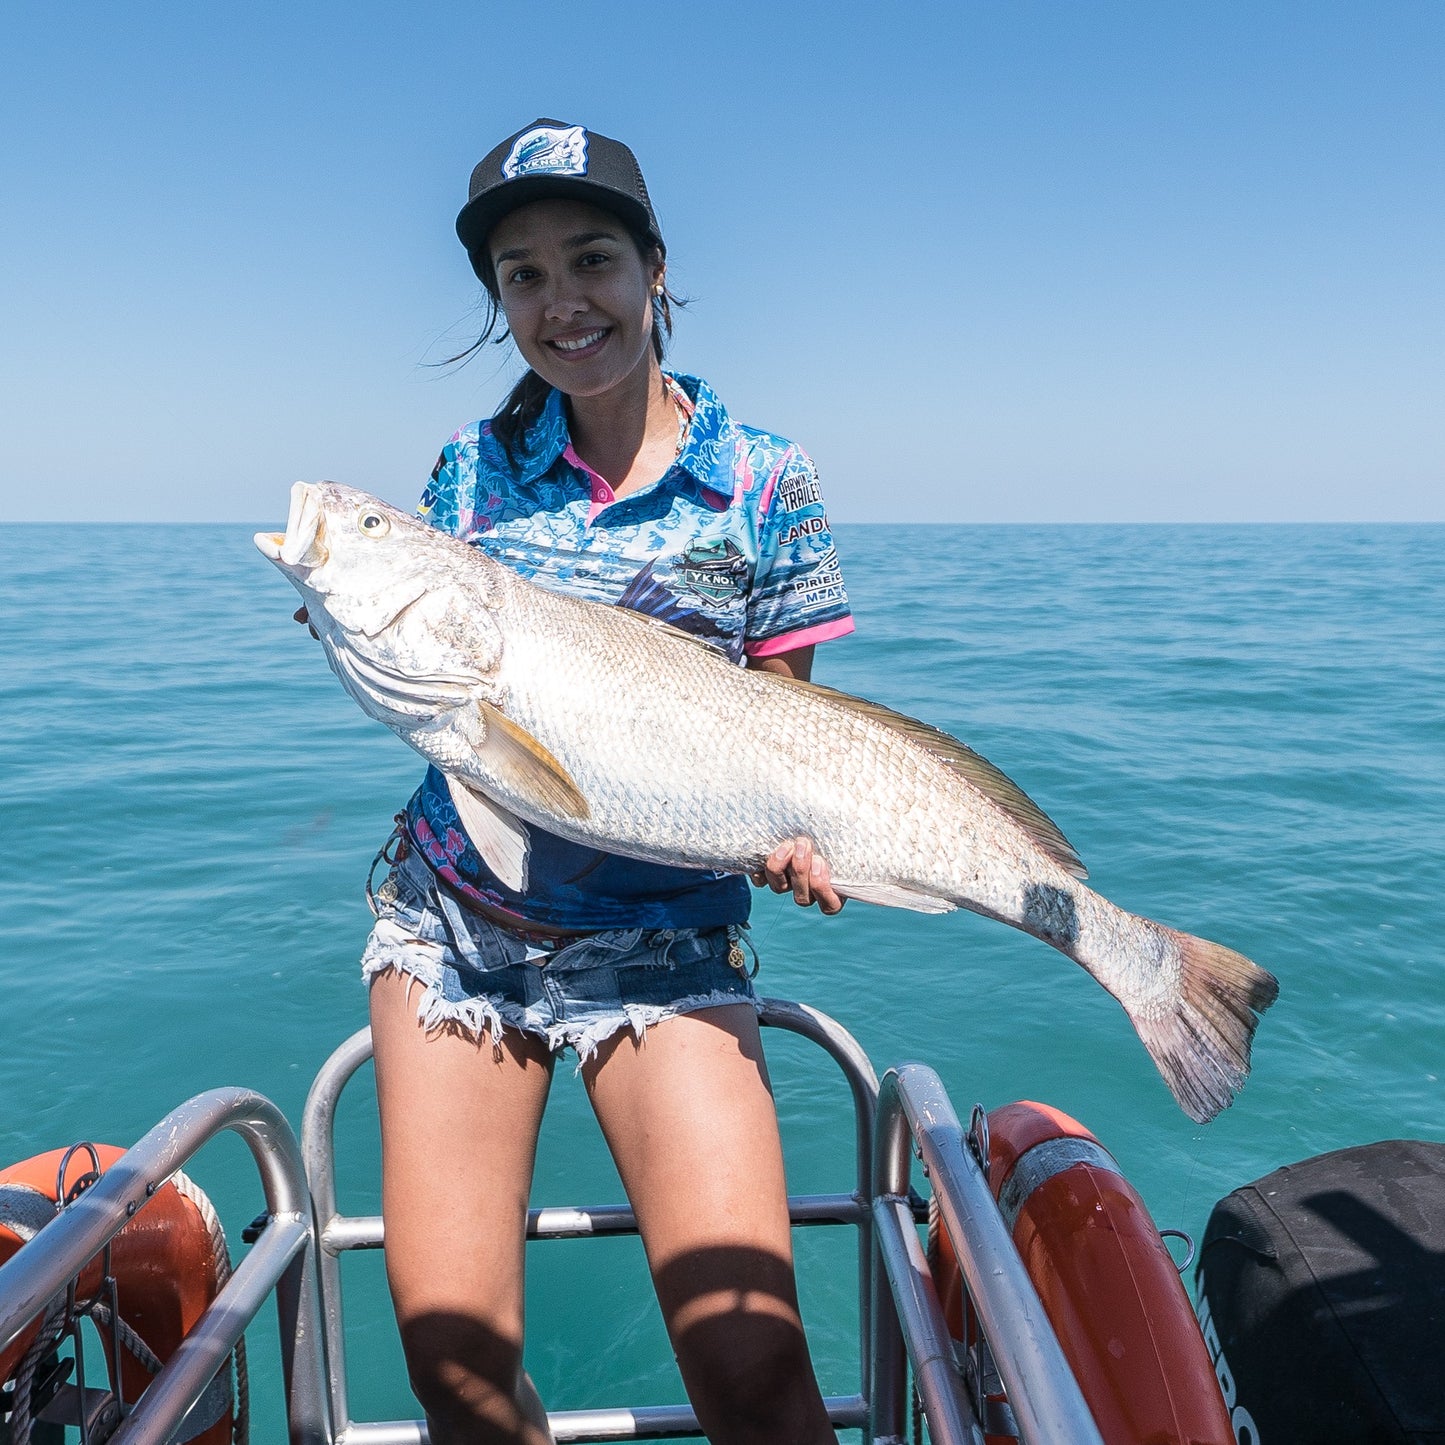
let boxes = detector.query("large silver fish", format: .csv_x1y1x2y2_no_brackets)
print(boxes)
256,482,1277,1122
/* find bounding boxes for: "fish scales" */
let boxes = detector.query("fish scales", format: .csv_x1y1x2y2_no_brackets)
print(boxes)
257,482,1278,1123
492,573,1042,911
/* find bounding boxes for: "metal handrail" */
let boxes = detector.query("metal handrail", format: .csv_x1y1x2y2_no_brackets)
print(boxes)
0,1087,332,1445
0,1039,1116,1443
870,1064,1105,1445
300,998,881,1444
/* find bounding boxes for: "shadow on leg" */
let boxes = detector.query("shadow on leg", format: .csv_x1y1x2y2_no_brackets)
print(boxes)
584,1005,834,1445
370,967,556,1445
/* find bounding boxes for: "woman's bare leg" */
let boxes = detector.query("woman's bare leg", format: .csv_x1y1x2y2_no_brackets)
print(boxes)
583,1005,833,1445
370,968,555,1445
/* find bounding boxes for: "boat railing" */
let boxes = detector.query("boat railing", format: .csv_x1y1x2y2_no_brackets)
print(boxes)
0,1088,332,1445
869,1063,1105,1445
300,998,885,1444
0,1007,1109,1444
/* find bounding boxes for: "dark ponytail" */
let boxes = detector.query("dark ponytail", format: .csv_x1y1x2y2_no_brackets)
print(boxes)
440,224,683,460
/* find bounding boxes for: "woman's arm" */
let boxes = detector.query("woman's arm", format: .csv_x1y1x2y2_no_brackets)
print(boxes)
744,647,844,914
746,645,814,681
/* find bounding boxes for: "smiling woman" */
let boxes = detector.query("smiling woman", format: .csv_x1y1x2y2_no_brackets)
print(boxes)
341,119,857,1445
486,200,676,497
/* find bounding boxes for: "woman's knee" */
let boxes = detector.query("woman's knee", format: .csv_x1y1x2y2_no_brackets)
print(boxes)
673,1303,828,1441
641,1207,828,1439
397,1307,527,1436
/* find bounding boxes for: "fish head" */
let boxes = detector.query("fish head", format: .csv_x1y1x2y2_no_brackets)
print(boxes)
254,482,447,638
256,482,500,724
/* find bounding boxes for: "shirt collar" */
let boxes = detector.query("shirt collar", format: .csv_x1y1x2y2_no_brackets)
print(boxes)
511,372,737,501
512,386,572,485
670,373,736,500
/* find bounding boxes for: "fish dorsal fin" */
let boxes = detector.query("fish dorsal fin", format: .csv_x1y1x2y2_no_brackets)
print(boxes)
445,775,530,893
774,676,1087,880
477,702,591,821
617,606,733,659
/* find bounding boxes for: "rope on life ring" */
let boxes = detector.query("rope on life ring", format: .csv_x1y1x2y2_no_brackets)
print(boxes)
0,1146,248,1445
171,1169,250,1445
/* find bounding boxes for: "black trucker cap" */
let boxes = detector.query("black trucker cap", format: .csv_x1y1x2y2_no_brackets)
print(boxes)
455,119,664,283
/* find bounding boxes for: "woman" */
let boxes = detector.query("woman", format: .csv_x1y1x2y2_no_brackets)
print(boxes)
361,120,855,1445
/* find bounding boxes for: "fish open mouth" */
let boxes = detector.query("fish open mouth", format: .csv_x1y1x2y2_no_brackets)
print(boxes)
254,482,328,570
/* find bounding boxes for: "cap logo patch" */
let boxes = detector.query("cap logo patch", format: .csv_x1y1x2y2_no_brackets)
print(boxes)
502,125,589,180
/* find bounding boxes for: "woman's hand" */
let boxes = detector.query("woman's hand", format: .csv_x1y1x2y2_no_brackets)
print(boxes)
751,837,845,915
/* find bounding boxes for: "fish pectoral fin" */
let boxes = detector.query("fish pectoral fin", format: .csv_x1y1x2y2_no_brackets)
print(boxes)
831,880,957,915
772,676,1088,880
444,776,531,893
477,702,591,821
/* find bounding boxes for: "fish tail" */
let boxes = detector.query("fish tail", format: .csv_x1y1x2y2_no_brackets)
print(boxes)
1126,923,1279,1124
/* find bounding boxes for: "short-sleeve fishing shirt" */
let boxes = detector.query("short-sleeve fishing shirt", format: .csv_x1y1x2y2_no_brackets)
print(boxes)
404,372,854,931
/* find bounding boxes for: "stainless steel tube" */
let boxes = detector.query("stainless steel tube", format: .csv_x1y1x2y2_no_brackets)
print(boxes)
301,1024,378,1436
881,1064,1104,1445
872,1196,982,1445
869,1067,915,1441
322,1190,867,1255
109,1216,310,1445
758,997,880,1398
335,1393,870,1444
0,1086,331,1445
300,1005,880,1445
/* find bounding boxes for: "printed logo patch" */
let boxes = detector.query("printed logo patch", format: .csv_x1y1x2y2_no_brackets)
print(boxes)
781,515,827,545
677,538,749,603
792,546,846,613
503,125,589,179
777,464,823,513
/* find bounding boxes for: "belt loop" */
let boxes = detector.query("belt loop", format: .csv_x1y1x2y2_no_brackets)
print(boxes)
365,815,411,918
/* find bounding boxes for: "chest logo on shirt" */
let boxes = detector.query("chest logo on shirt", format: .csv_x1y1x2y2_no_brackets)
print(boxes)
502,125,589,179
677,538,749,603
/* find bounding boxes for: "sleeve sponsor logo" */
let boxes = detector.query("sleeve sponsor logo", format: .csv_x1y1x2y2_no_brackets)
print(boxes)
776,465,823,514
781,514,828,545
791,546,847,613
502,125,589,179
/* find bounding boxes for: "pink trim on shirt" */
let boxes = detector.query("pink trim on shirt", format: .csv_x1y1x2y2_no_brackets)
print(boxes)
727,450,752,507
744,615,856,658
564,443,616,524
756,453,787,515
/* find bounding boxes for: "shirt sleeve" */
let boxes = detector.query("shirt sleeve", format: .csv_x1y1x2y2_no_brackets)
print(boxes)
416,428,478,537
744,446,855,657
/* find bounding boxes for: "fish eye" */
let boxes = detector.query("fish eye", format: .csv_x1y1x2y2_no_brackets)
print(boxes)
358,511,390,538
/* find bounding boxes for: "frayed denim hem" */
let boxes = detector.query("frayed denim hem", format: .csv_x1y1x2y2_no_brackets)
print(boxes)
361,920,758,1066
362,931,509,1052
556,989,763,1070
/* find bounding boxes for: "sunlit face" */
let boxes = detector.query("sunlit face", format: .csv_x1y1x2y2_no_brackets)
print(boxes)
489,198,663,400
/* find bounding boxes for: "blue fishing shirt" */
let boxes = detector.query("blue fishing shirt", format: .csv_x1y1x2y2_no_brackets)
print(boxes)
404,372,854,931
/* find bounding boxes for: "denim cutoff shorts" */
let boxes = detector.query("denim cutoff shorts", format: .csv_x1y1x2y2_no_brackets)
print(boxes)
360,847,759,1062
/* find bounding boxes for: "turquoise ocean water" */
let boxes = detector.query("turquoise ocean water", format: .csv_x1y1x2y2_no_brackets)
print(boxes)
3,522,1443,1433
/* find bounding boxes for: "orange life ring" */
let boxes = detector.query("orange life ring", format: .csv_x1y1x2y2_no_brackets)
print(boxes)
928,1101,1234,1445
0,1144,235,1445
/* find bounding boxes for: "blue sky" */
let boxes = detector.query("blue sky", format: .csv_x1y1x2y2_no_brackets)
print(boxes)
2,1,1441,523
